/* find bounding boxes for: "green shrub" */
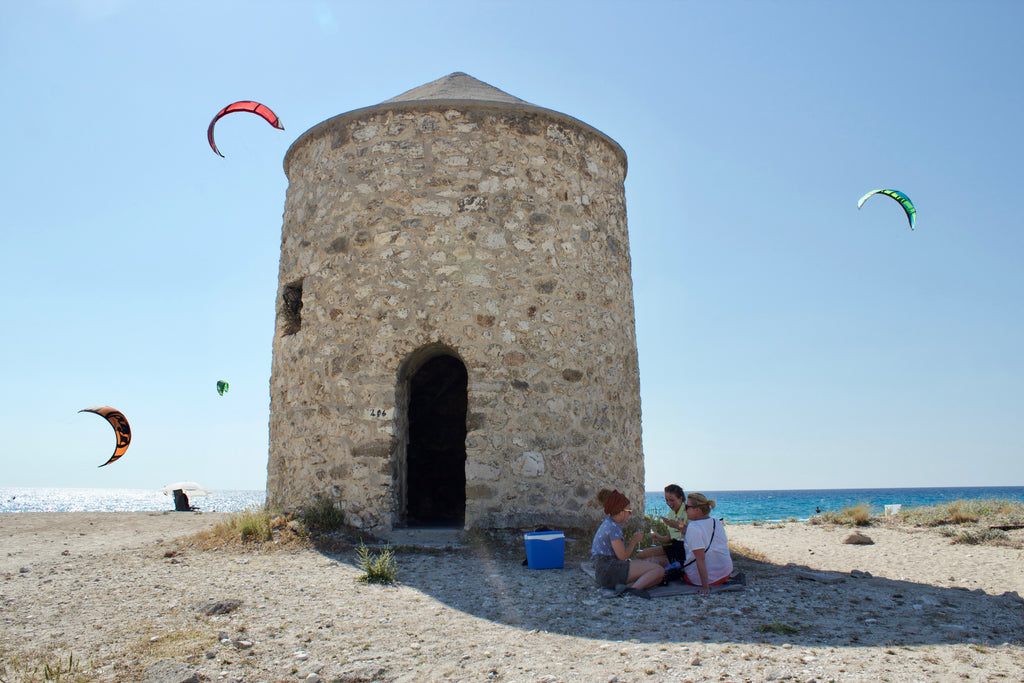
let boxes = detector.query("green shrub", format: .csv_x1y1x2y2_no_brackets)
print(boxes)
301,496,346,532
637,514,670,547
758,620,799,635
356,542,397,584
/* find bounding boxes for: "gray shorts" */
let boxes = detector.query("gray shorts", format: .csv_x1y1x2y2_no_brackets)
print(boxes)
592,554,629,588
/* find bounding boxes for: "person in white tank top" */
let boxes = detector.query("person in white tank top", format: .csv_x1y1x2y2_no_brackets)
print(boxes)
681,492,733,594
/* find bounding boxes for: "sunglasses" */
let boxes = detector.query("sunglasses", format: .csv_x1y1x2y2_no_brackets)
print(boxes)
684,504,700,510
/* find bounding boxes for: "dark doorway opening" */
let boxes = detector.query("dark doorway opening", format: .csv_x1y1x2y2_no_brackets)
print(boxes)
406,354,467,527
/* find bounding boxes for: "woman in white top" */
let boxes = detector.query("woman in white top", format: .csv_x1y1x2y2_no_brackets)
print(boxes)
681,492,733,595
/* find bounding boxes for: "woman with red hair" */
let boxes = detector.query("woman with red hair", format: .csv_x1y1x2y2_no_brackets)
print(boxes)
589,488,664,598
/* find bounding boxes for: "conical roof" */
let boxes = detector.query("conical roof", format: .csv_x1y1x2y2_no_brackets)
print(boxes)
382,72,530,106
285,72,625,173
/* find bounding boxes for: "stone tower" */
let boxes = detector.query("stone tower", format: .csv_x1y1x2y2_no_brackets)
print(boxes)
267,72,644,534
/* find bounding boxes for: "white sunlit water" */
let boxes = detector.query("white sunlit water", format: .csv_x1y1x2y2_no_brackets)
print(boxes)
0,487,265,514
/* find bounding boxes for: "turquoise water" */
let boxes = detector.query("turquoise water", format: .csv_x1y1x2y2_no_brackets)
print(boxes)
644,486,1024,523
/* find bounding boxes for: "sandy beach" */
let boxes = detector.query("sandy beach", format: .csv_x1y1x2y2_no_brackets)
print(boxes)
2,512,1022,682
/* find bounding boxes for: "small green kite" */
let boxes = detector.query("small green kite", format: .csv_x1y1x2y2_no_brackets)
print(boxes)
216,380,229,396
857,189,916,230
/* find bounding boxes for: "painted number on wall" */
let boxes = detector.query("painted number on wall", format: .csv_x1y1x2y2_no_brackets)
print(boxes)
369,409,388,418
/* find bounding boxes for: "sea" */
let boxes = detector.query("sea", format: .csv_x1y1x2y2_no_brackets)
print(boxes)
644,486,1024,523
2,485,1023,523
0,487,265,514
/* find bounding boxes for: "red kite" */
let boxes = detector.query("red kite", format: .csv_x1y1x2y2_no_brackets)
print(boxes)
207,100,284,157
79,406,131,467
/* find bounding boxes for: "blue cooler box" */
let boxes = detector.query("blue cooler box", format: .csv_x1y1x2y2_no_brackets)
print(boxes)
523,531,565,569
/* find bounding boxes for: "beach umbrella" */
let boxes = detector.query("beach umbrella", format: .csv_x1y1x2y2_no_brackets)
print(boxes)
161,481,211,497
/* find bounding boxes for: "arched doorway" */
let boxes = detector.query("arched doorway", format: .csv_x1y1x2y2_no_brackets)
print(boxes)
405,354,467,527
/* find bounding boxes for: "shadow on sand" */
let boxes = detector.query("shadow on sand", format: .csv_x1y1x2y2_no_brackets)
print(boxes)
314,534,1024,649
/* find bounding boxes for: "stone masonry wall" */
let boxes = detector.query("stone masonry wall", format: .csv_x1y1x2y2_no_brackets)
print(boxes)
268,103,644,533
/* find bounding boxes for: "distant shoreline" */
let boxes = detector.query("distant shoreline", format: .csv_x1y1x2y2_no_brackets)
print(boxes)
5,485,1024,523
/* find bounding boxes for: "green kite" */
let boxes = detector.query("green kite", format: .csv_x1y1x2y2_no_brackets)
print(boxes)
857,189,916,230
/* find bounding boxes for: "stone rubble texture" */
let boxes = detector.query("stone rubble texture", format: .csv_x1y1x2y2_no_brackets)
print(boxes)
267,73,644,533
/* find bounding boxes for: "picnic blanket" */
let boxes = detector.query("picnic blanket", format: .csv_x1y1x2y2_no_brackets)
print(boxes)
580,562,746,598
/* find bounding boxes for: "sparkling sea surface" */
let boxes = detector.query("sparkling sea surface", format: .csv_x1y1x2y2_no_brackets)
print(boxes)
0,487,265,514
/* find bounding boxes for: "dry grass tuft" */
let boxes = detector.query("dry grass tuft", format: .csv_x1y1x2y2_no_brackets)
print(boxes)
729,542,771,564
939,526,1010,546
895,498,1024,528
889,499,1024,548
121,627,218,679
229,507,274,542
177,506,310,552
809,503,874,527
801,498,1024,549
0,648,93,682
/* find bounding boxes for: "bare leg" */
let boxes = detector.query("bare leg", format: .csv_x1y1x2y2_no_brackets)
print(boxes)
636,545,668,566
627,559,665,590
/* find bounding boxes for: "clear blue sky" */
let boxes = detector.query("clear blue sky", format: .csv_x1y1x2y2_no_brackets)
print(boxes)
2,1,1022,492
